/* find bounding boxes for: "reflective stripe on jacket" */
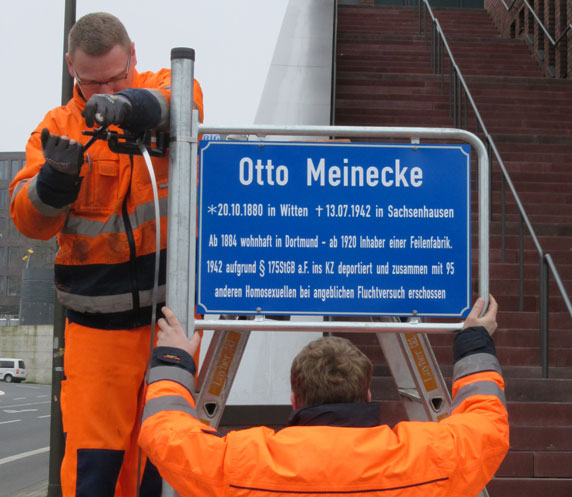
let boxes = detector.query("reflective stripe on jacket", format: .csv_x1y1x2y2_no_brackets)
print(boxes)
139,326,509,497
10,70,204,329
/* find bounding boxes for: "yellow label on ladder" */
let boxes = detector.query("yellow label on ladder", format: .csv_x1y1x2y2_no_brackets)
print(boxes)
208,331,242,396
405,333,437,392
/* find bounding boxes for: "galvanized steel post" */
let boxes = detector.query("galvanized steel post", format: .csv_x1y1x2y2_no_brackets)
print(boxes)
166,47,196,332
163,46,197,497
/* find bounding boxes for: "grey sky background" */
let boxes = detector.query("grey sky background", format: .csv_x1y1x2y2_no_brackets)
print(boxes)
0,0,289,152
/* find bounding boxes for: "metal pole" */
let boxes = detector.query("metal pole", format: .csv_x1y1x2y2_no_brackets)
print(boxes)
48,2,75,496
501,175,505,262
166,47,195,333
60,1,75,108
456,77,461,127
457,80,462,127
439,37,443,74
540,255,549,378
330,0,338,126
463,92,467,129
449,63,454,120
431,24,436,72
519,215,524,312
452,73,457,125
163,46,196,497
487,141,493,221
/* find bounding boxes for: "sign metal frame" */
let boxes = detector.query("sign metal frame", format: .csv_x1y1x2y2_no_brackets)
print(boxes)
184,121,489,333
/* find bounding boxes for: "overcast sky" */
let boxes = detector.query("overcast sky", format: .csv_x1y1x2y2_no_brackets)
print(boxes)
0,0,289,152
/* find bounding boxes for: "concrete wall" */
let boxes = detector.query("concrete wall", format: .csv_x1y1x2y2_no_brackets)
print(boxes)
255,0,335,129
0,325,53,384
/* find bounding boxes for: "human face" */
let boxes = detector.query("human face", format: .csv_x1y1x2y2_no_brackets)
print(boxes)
67,43,136,100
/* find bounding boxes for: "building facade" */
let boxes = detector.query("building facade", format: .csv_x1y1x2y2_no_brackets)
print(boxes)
0,152,56,318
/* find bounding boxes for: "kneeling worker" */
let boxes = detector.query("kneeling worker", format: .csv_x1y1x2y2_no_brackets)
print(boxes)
139,295,508,497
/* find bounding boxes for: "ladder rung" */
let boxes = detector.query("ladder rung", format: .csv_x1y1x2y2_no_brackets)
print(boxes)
398,388,422,402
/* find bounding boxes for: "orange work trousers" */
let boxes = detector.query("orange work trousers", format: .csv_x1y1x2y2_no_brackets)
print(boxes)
60,321,160,497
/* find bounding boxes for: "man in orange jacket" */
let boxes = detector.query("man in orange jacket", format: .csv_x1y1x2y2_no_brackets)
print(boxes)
140,295,508,497
9,12,203,497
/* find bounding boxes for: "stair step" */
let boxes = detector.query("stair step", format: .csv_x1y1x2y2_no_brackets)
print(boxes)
488,279,572,298
337,64,435,74
336,98,449,110
371,374,572,401
492,135,572,147
489,180,572,192
371,362,572,380
365,341,572,369
476,106,572,119
488,477,572,497
476,234,572,250
508,402,572,426
371,400,572,424
335,115,453,127
487,214,572,225
476,264,572,280
430,345,571,367
465,73,572,88
473,96,572,108
430,329,572,348
487,125,572,136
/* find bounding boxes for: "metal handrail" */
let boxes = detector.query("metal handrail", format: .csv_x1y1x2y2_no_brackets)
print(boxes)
500,0,572,47
330,0,339,126
418,0,572,377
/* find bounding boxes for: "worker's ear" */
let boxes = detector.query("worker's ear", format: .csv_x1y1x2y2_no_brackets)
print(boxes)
290,391,298,411
131,42,137,69
367,389,372,402
65,53,74,79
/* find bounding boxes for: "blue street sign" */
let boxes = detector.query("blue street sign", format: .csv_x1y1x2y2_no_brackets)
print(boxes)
197,141,471,317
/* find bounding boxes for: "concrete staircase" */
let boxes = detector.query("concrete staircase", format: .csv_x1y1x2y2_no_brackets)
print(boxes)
334,4,572,495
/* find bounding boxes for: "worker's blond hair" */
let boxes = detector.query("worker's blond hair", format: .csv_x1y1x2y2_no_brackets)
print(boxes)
290,336,372,408
68,12,131,58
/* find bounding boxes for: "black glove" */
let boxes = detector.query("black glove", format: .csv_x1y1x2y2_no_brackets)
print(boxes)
36,129,84,208
41,128,84,176
82,93,133,129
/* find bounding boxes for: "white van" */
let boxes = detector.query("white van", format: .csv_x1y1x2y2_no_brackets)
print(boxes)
0,358,27,383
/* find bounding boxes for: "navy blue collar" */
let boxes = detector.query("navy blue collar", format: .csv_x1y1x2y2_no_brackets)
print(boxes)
287,402,382,428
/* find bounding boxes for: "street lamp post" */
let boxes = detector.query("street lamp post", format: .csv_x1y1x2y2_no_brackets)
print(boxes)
48,3,76,497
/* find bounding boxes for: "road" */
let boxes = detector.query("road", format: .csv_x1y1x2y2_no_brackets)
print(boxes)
0,382,51,497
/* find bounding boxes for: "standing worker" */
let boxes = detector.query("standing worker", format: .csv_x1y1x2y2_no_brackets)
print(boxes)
9,12,204,497
139,295,508,497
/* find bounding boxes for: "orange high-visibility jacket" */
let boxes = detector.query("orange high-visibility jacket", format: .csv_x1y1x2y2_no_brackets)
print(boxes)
10,70,204,329
140,326,509,497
